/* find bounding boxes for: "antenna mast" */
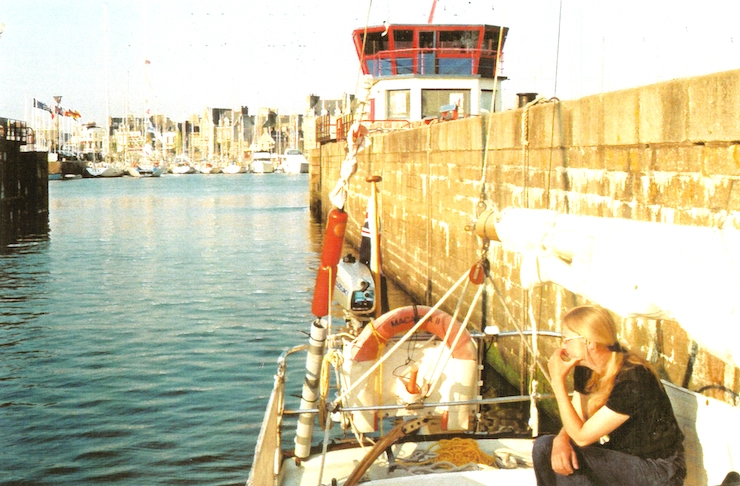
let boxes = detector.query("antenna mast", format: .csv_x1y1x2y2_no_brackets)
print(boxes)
428,0,438,23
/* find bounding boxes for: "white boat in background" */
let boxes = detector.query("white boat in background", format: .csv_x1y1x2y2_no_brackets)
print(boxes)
279,149,309,174
171,164,195,174
127,152,167,177
127,163,166,178
222,161,247,174
171,154,195,174
84,162,124,178
149,164,167,177
251,152,275,174
196,161,221,174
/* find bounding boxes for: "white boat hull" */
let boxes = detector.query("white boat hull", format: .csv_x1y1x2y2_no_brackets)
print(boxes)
222,164,246,174
85,165,124,178
171,165,195,174
251,160,275,173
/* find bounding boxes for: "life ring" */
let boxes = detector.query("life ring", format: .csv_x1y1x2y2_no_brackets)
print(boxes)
343,305,478,433
351,305,477,362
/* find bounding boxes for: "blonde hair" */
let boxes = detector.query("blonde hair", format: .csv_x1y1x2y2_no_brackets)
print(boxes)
562,305,658,418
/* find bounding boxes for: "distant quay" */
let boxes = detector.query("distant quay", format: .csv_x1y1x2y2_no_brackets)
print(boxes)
0,117,49,248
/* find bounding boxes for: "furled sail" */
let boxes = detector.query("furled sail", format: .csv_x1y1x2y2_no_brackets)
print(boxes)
477,208,740,366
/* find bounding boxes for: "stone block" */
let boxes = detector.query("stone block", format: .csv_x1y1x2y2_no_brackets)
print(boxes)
688,69,740,142
639,79,689,144
703,145,740,177
570,94,604,147
602,88,639,145
487,109,520,149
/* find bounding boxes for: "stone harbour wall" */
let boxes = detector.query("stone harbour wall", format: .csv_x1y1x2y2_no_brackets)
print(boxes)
308,68,740,404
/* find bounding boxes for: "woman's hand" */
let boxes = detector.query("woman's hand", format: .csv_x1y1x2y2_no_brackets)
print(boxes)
551,431,579,475
548,348,581,387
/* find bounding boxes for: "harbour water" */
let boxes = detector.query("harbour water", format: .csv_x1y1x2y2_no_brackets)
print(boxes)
0,174,321,485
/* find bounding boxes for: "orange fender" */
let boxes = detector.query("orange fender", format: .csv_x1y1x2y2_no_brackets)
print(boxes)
311,208,348,317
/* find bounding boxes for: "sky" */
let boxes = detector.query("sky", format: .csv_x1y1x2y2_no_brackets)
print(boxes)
1,0,740,125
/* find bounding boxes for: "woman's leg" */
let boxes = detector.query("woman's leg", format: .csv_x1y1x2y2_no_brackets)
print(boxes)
533,435,592,486
533,435,679,485
571,444,678,485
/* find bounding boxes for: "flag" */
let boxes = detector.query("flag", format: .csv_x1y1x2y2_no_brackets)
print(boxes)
64,109,81,120
33,98,53,114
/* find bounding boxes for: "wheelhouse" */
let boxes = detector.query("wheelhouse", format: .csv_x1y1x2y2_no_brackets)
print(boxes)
351,24,509,122
352,24,508,79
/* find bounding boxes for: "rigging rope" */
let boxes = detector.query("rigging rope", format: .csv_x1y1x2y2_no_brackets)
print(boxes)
424,284,484,398
477,20,507,213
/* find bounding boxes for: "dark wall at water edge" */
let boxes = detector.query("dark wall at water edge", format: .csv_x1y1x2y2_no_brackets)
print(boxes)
308,68,740,405
1,118,49,248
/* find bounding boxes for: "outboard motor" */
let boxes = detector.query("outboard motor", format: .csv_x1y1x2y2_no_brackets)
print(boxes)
334,254,375,317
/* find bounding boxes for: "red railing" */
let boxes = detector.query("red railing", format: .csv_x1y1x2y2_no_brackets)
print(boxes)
318,114,414,145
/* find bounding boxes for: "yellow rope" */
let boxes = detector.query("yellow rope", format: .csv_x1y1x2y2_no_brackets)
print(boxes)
320,350,344,400
427,438,496,467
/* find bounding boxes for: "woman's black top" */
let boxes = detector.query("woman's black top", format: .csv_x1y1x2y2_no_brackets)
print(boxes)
574,364,684,459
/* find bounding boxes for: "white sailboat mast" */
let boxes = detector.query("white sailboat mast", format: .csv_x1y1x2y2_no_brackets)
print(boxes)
104,2,111,158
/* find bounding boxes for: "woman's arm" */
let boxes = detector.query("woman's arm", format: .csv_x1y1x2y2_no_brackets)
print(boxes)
548,349,629,447
550,392,585,475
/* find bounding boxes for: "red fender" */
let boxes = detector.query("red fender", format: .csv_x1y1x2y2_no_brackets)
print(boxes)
351,305,476,362
311,208,348,317
351,123,368,144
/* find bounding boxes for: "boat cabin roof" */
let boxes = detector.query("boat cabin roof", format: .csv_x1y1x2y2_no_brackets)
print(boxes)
352,24,508,79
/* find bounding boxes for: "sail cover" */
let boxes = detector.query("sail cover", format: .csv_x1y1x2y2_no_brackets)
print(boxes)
490,208,740,366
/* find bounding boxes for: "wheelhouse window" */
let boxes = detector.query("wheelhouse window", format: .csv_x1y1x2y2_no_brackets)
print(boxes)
481,90,494,112
363,31,388,55
438,30,479,50
421,89,470,118
393,30,414,50
393,29,414,74
387,90,411,119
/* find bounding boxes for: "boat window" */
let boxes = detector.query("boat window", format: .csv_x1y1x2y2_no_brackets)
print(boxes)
393,30,414,50
481,89,495,112
483,27,504,53
421,89,470,118
387,90,411,119
438,30,479,50
363,31,388,55
419,31,435,50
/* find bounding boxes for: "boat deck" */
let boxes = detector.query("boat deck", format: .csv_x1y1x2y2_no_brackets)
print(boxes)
278,437,536,485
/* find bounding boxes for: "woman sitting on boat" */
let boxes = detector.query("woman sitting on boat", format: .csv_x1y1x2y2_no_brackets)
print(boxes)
533,305,686,485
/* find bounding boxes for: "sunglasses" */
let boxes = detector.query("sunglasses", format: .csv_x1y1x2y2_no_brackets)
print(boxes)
561,334,586,345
